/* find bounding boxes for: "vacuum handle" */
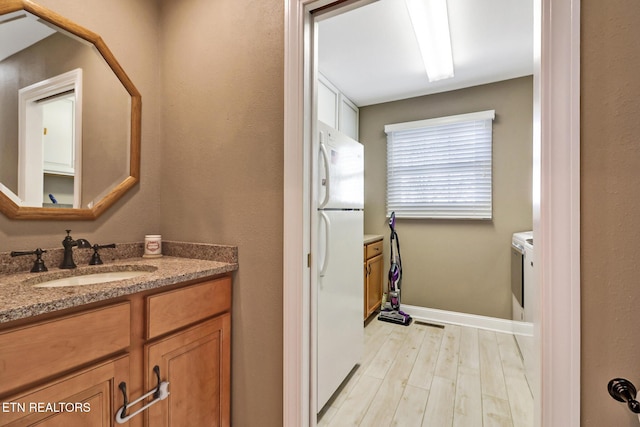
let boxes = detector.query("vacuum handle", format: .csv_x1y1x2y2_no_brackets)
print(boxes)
319,211,330,277
319,143,331,209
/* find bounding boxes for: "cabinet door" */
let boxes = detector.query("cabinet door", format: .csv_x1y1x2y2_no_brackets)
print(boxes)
339,95,359,140
317,77,339,128
365,254,384,318
0,355,129,427
145,315,230,427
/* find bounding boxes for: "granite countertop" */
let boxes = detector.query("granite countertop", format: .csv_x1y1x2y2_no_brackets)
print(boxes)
364,234,384,245
0,241,238,324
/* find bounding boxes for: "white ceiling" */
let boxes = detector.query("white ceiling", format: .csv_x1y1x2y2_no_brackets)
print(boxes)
317,0,534,107
0,12,56,62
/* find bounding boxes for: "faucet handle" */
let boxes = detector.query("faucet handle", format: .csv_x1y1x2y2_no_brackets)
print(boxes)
89,243,116,265
11,248,48,273
62,229,74,246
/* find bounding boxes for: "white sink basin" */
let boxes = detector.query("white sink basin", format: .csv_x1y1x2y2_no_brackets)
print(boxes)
32,268,155,288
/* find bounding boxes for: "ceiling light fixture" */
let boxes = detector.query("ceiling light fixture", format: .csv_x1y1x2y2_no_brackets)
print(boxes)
405,0,454,82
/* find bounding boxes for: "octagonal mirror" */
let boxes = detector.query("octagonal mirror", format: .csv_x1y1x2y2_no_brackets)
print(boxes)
0,0,141,220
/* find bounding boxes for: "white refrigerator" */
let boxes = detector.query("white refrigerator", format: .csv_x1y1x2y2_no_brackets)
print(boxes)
316,121,364,410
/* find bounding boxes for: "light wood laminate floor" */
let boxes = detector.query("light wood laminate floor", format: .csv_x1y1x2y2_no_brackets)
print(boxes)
318,318,533,427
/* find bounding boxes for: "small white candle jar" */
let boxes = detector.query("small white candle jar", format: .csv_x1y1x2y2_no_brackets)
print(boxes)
143,234,162,258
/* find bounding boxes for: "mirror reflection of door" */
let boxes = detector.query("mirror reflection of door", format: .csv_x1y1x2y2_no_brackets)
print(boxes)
41,93,75,207
18,69,82,208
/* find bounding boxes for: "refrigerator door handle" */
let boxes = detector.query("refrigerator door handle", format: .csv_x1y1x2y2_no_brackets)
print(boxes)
319,143,331,209
319,211,331,277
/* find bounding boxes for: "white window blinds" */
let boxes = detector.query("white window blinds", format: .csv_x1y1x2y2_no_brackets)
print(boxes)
385,110,495,219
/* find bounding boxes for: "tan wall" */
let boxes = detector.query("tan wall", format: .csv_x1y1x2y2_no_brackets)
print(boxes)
581,0,640,424
157,0,283,425
360,77,533,319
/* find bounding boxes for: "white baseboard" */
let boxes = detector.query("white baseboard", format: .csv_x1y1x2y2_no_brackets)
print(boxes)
402,304,533,337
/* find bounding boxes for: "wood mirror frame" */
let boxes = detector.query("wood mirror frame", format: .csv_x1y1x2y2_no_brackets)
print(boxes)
0,0,141,220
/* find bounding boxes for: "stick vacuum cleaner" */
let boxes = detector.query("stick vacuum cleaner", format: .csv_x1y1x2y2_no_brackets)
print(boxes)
378,212,412,326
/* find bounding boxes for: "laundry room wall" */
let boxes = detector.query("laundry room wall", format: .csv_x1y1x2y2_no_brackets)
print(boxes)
360,76,533,319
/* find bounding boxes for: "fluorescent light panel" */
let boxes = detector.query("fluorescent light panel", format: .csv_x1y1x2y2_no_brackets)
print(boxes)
405,0,454,82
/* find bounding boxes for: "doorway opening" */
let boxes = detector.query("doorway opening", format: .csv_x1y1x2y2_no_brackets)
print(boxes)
283,0,580,426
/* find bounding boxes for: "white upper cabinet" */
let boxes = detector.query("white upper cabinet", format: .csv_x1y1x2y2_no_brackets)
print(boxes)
318,74,359,140
339,96,359,140
318,76,339,129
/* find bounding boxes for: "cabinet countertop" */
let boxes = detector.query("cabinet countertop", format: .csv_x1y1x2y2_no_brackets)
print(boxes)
364,234,384,245
0,242,238,324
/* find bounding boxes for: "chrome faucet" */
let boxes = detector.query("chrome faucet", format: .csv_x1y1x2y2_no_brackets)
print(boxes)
60,230,91,269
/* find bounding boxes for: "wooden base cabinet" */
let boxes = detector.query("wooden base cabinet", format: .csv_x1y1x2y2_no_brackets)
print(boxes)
364,239,384,319
0,274,232,427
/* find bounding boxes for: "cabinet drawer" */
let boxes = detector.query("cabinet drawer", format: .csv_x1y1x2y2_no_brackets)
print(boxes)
147,276,231,339
366,240,383,259
0,302,130,395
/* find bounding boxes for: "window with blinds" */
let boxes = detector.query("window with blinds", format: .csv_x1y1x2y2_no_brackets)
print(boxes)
385,110,495,219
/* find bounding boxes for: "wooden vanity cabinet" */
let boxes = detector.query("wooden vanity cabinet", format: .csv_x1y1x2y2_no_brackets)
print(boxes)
0,274,232,427
364,239,384,319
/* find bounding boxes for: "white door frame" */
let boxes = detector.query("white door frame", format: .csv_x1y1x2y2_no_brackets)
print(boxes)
283,0,581,425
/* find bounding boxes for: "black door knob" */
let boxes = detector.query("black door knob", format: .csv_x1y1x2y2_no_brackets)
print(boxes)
608,378,640,413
